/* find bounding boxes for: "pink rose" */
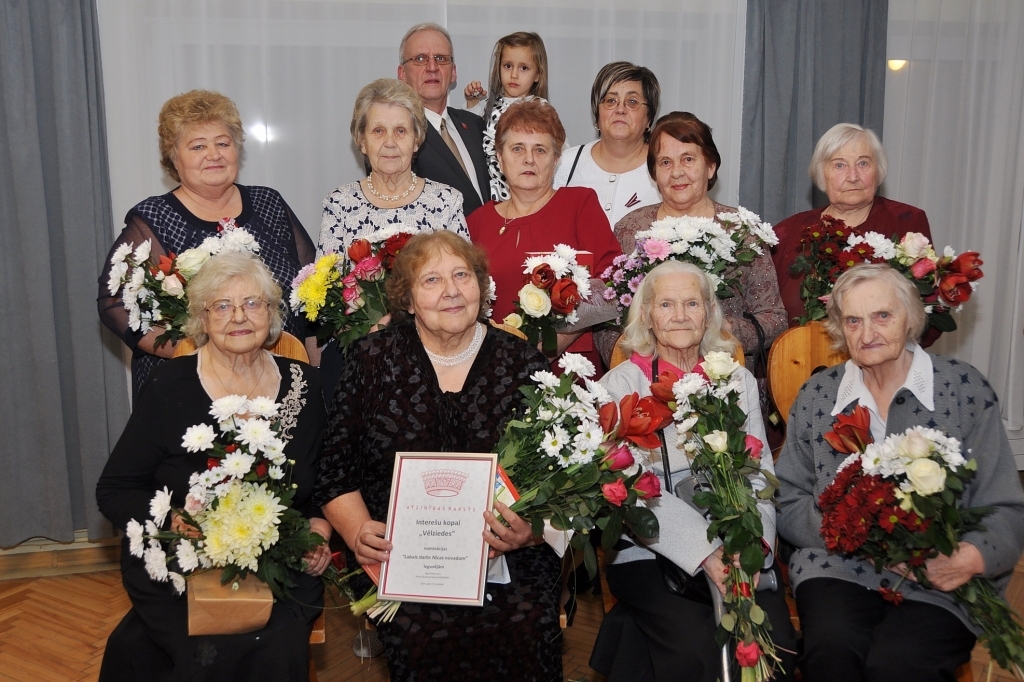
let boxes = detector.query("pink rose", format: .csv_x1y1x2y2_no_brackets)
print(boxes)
342,284,365,312
735,640,762,668
600,444,635,471
642,238,672,261
342,273,358,288
909,257,937,279
601,480,628,507
352,256,385,281
633,471,662,499
744,434,764,461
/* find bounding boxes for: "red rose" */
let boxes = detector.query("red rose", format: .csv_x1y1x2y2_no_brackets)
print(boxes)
633,471,662,499
949,251,983,281
224,444,238,453
530,264,556,290
379,232,414,267
549,278,581,314
732,581,753,599
909,258,937,279
649,369,680,405
735,640,762,668
744,434,764,461
255,461,268,478
938,272,972,305
347,239,372,263
601,479,628,507
207,457,219,470
823,405,872,454
601,444,635,471
330,550,346,571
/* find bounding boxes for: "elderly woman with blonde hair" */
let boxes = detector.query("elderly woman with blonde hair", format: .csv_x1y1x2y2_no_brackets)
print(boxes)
776,263,1024,681
590,259,796,682
98,89,316,397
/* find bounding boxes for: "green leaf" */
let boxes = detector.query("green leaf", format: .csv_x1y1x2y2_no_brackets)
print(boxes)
749,603,765,625
719,611,736,632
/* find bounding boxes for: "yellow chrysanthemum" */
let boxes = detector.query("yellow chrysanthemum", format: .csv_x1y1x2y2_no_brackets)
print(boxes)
296,254,341,319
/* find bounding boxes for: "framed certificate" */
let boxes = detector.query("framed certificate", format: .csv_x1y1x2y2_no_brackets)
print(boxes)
378,452,497,606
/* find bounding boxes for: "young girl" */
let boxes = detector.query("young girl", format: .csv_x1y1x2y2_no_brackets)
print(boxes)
464,31,549,201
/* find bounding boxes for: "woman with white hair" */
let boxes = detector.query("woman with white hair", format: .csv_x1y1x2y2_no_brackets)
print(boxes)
589,259,796,682
771,123,933,326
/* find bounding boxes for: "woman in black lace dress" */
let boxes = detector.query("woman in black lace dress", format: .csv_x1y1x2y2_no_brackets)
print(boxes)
314,231,562,682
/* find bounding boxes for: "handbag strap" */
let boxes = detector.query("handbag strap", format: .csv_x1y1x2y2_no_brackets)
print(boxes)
652,357,673,493
742,311,768,379
565,144,586,185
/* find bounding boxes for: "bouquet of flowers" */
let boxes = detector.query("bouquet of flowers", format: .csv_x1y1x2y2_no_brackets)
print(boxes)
493,352,670,575
127,394,324,599
790,219,984,329
819,406,1024,676
657,351,782,682
290,227,417,349
106,218,262,347
601,208,778,323
501,245,591,354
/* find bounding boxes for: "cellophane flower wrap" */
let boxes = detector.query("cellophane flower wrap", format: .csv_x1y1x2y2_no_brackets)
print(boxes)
660,351,782,682
819,406,1024,677
126,394,325,599
290,227,417,348
493,352,670,577
106,218,261,347
601,208,777,323
790,219,984,330
503,244,592,354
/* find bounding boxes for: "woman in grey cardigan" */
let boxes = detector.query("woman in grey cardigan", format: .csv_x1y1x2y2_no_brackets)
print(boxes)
776,263,1024,681
589,260,796,682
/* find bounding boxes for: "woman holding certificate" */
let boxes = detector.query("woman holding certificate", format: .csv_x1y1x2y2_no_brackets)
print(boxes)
314,231,563,682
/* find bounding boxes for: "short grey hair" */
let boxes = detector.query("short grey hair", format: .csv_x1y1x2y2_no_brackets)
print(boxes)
824,263,926,354
351,78,428,153
399,22,454,63
809,123,888,192
183,251,284,349
619,260,738,358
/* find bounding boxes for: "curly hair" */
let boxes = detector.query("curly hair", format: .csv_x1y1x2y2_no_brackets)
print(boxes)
158,90,244,182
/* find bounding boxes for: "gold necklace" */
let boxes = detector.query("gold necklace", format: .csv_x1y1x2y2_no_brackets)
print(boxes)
499,203,516,235
206,348,268,398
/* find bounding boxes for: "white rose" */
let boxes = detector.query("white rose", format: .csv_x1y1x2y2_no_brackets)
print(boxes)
898,431,932,460
898,232,932,262
703,351,741,381
905,458,946,496
518,283,552,317
161,273,185,297
503,312,524,329
703,430,729,454
174,248,210,278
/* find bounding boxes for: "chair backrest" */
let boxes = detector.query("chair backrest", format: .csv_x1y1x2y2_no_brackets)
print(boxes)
767,322,848,423
608,331,745,370
173,331,309,363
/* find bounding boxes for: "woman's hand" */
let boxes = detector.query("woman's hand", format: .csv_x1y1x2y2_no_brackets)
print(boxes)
302,518,334,577
483,501,539,559
170,511,200,538
464,81,485,107
353,519,391,567
545,331,583,357
701,547,760,596
893,542,984,592
138,328,177,358
369,313,392,334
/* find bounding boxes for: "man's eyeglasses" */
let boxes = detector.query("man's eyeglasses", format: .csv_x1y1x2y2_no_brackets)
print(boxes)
402,54,453,67
600,96,647,111
206,298,270,319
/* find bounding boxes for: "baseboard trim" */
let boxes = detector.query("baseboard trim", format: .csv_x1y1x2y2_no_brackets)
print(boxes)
0,531,121,580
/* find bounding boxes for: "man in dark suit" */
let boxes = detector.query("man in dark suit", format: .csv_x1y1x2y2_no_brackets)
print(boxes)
398,23,490,216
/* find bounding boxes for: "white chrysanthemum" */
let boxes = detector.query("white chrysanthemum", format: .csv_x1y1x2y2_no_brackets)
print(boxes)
149,486,173,525
168,571,186,594
145,519,160,536
221,452,256,478
182,424,217,452
126,519,146,558
568,400,599,422
558,353,596,379
246,397,279,419
219,227,261,254
107,261,128,295
237,418,275,453
584,379,612,406
858,231,898,260
563,311,580,324
677,414,699,434
570,383,598,406
196,469,223,489
175,540,200,572
144,540,168,581
111,242,133,265
133,240,152,263
210,394,248,422
541,426,570,459
545,254,571,277
531,370,561,389
673,373,709,401
573,423,604,453
537,407,557,421
944,245,956,258
549,396,574,413
200,235,222,254
242,484,286,532
552,243,579,263
268,465,285,480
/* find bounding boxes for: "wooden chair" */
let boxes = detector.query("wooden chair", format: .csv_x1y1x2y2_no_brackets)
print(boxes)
608,331,745,370
766,321,847,424
307,611,326,682
173,331,309,363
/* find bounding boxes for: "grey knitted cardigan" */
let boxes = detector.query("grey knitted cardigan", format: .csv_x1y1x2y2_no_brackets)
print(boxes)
776,354,1024,632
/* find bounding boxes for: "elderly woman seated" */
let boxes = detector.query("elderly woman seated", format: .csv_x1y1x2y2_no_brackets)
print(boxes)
589,260,796,682
776,263,1024,681
96,252,330,681
315,231,563,682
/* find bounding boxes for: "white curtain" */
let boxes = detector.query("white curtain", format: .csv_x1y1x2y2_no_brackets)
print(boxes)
884,0,1024,459
95,0,748,238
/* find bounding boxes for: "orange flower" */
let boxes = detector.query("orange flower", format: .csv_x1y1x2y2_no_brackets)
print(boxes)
529,264,556,290
549,278,581,314
823,404,872,454
157,252,177,276
347,239,372,263
616,394,673,449
948,251,983,282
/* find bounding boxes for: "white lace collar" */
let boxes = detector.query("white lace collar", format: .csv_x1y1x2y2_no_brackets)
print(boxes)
832,343,934,418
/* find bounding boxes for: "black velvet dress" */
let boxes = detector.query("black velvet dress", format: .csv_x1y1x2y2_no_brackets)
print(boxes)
313,321,563,682
95,355,327,682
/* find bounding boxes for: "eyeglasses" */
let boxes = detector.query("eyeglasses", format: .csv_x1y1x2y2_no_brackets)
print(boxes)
206,298,269,320
600,96,647,111
402,54,453,67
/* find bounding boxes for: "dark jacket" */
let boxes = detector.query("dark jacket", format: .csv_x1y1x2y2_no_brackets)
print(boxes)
413,107,489,216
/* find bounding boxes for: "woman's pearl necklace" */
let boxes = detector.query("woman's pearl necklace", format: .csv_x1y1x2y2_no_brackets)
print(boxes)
366,173,418,202
422,323,485,367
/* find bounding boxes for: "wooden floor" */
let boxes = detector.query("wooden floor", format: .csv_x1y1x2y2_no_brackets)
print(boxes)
0,569,607,682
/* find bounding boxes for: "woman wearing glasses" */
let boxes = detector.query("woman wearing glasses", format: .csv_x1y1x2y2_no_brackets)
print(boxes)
97,252,330,681
553,61,662,227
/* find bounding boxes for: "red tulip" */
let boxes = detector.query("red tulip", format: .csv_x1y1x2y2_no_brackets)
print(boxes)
347,239,372,263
